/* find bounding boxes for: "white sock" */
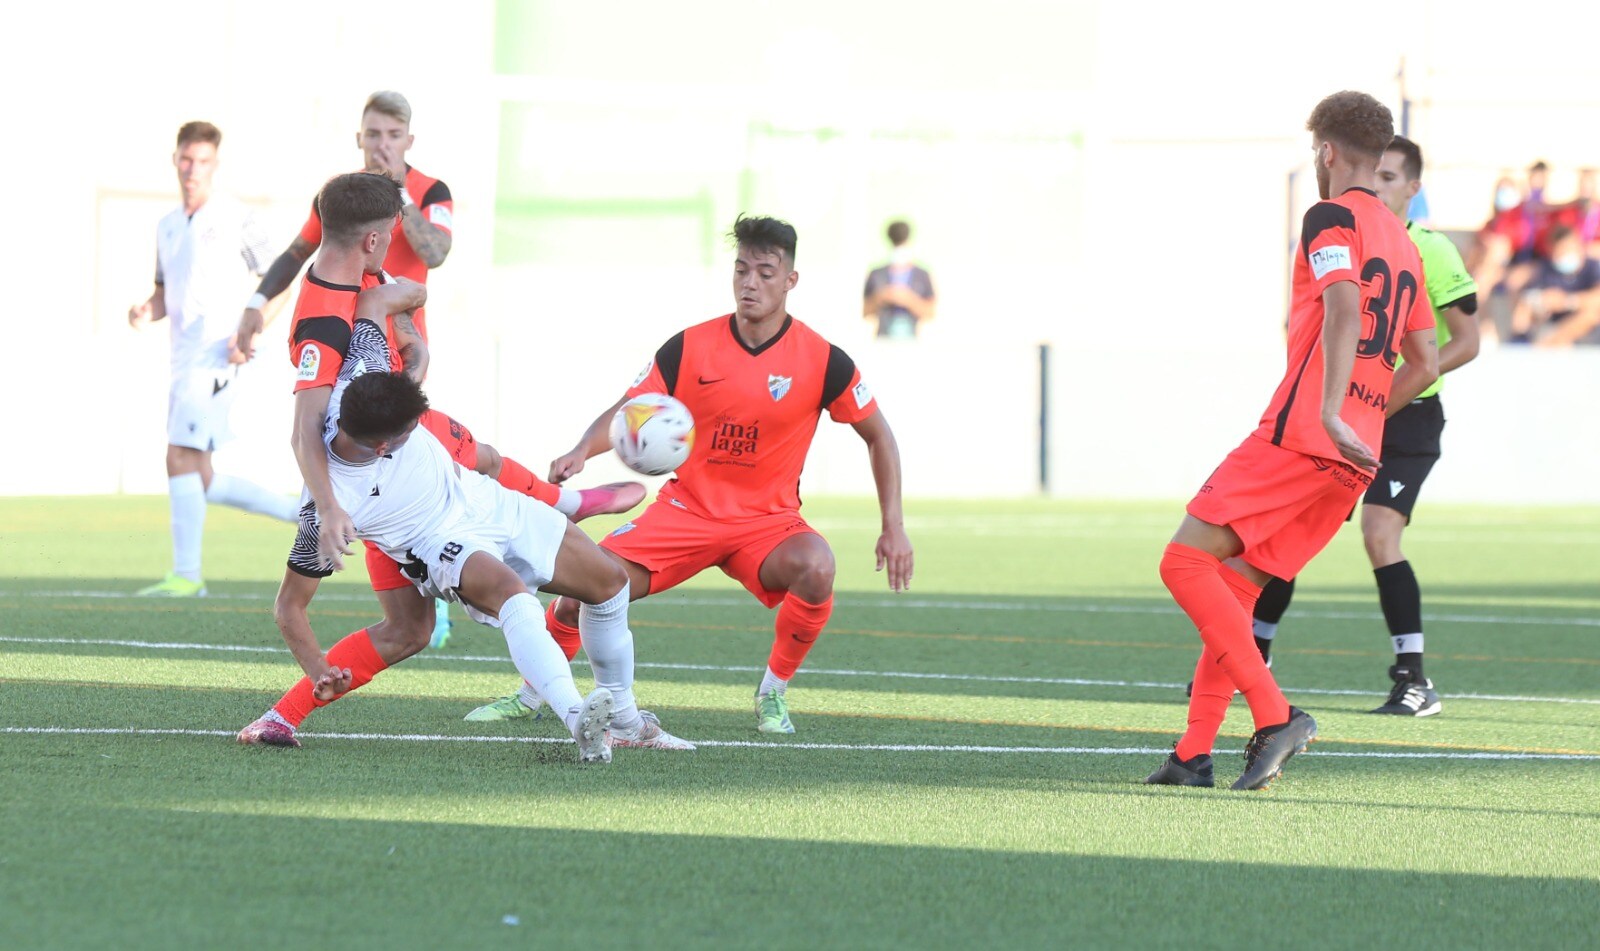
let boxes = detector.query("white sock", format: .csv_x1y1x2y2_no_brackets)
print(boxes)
579,582,640,731
517,681,541,709
552,487,582,517
757,666,788,698
206,472,298,522
1391,633,1424,656
262,709,293,729
499,592,585,733
1252,619,1278,641
169,473,206,581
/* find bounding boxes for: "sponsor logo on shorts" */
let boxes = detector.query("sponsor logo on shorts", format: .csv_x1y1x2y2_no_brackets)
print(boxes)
853,380,872,409
1310,245,1352,280
296,344,321,381
768,374,792,402
1389,480,1406,498
1311,456,1373,490
611,522,637,536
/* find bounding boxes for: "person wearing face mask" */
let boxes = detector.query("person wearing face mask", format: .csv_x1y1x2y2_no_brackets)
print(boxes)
1468,174,1539,341
1511,225,1600,345
862,221,937,339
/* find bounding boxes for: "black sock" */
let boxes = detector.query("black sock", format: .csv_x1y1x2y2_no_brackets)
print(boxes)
1254,636,1273,662
1254,576,1296,623
1374,561,1424,677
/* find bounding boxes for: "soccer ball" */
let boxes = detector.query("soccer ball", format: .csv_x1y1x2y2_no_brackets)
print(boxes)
609,393,695,476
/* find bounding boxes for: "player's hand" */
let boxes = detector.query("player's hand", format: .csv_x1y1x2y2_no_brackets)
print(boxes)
548,449,588,484
226,338,250,365
235,308,265,360
312,662,353,701
875,524,914,592
128,301,152,329
1323,414,1379,469
317,506,358,571
365,154,406,185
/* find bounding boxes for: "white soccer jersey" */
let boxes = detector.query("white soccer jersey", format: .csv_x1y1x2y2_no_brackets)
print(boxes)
155,194,272,374
286,427,565,612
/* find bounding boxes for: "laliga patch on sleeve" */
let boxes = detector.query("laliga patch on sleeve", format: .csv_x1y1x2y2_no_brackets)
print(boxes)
427,204,453,231
632,360,654,387
1309,245,1352,280
853,380,873,408
296,344,321,381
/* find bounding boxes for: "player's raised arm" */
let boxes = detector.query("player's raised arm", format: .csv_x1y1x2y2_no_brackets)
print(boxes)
356,278,429,382
1319,280,1378,469
851,409,914,591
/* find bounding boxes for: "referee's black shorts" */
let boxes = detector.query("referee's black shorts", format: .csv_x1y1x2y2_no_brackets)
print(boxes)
1363,395,1445,521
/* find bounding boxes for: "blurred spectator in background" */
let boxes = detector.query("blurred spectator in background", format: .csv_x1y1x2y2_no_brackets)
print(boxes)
1509,225,1600,346
863,221,936,339
1469,162,1569,342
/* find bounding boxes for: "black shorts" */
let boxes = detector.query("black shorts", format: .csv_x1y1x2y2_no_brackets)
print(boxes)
1363,396,1445,520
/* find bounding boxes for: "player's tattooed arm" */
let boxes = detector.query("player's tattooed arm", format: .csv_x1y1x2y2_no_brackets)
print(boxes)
273,569,352,699
401,205,452,267
355,279,429,380
851,409,914,592
391,310,429,383
236,235,319,359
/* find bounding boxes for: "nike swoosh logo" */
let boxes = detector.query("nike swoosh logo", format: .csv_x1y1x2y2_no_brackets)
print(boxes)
698,376,725,385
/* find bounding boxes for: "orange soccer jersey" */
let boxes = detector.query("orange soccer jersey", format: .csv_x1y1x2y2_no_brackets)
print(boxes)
1254,187,1434,466
625,314,878,521
298,166,452,344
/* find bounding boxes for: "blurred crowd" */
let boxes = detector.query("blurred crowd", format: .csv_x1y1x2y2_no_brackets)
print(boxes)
1469,161,1600,347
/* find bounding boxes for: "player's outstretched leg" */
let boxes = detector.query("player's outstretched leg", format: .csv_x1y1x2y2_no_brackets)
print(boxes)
205,472,298,522
492,589,613,763
481,445,645,524
464,600,579,721
578,582,694,751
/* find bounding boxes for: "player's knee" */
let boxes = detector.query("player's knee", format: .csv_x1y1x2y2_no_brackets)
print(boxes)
789,549,835,600
553,595,581,627
475,443,502,478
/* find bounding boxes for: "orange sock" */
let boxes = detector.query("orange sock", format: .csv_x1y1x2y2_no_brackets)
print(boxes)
497,456,561,508
272,628,389,728
767,593,832,680
546,598,582,661
1160,543,1288,732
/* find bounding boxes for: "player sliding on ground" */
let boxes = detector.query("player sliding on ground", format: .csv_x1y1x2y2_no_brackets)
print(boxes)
1146,91,1438,790
466,214,914,734
237,371,693,760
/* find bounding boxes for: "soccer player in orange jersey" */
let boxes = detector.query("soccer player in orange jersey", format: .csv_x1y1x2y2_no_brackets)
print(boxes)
237,174,649,746
234,92,641,643
465,215,915,734
1145,92,1439,790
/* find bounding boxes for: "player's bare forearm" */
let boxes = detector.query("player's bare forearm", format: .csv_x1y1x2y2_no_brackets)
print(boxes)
1438,305,1480,374
291,387,338,511
1387,329,1439,416
355,280,427,321
401,208,452,267
1318,282,1362,423
273,569,327,677
255,236,317,302
853,410,914,590
392,311,429,382
551,396,631,482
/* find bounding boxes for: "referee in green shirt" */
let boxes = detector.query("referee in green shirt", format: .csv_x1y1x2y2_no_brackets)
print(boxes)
1249,135,1481,717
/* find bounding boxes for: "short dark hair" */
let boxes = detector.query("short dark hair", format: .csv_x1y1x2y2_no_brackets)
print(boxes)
1549,224,1577,246
1387,135,1424,181
886,221,911,246
338,372,430,443
731,214,797,265
176,121,222,149
1530,161,1550,173
1306,91,1394,159
318,172,403,245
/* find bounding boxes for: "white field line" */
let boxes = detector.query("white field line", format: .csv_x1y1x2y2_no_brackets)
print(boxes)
4,587,1599,628
5,634,1599,707
3,726,1597,761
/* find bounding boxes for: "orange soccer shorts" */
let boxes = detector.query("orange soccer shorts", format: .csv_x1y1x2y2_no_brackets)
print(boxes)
364,407,480,593
1185,434,1373,581
600,499,818,608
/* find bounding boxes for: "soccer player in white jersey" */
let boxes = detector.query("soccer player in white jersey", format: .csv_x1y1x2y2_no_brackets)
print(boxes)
237,370,693,759
128,121,297,597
